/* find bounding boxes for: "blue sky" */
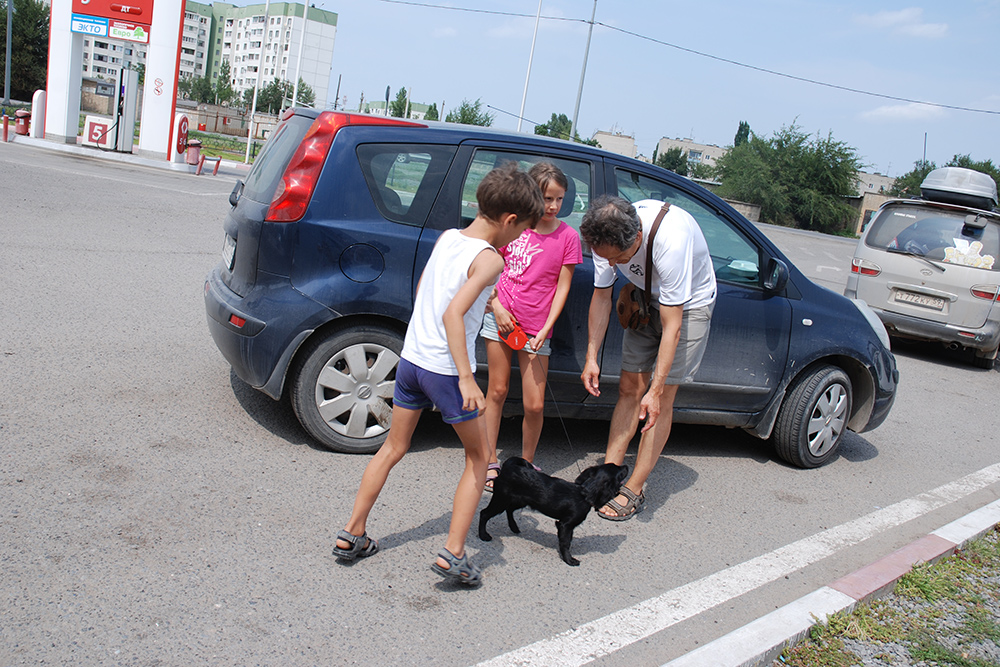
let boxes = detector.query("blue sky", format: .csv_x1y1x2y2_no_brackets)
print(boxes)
315,0,1000,178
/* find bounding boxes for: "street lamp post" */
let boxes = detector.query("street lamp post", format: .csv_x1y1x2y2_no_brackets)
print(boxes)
4,0,13,105
569,0,597,143
516,0,542,133
244,0,272,164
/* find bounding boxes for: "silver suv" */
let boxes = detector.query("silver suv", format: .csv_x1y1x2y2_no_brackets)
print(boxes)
845,167,1000,368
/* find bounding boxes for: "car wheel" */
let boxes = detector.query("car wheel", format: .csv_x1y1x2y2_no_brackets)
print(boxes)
772,365,852,468
972,346,997,370
290,325,402,454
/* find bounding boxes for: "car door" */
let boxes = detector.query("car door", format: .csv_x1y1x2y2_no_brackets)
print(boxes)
605,164,793,416
416,141,599,405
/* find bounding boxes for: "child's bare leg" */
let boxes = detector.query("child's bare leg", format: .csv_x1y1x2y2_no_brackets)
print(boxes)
338,405,421,548
483,340,513,463
438,416,489,564
517,350,549,464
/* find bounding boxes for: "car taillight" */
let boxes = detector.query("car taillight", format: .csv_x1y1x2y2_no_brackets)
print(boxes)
971,284,999,301
265,112,427,223
851,258,881,276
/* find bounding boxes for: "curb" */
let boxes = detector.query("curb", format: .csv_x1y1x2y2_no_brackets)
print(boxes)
663,498,1000,667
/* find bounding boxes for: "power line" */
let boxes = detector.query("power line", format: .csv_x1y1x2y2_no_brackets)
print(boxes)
375,0,1000,117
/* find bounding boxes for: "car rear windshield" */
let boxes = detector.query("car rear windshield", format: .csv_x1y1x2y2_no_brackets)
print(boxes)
865,205,999,271
240,115,315,204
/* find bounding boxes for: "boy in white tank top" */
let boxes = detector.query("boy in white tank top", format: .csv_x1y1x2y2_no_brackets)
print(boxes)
333,162,544,588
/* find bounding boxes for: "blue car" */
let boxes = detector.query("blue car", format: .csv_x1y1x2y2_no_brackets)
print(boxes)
204,109,897,468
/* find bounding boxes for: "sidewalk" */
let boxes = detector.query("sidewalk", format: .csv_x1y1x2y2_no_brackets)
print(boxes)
5,133,252,178
664,498,1000,667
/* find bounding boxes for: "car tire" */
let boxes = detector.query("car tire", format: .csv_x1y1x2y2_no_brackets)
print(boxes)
772,365,852,469
290,325,403,454
972,346,997,370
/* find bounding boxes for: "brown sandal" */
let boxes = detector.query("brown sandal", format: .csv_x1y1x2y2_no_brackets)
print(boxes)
598,487,645,521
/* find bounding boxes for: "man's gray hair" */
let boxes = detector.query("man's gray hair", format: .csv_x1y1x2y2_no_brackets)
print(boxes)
580,195,641,251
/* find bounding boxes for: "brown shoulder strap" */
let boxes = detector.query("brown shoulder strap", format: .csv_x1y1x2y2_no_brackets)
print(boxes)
643,202,670,308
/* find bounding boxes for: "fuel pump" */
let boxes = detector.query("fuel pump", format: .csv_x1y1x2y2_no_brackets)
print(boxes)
113,68,139,153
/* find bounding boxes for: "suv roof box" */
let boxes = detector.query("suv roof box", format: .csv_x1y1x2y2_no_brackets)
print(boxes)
920,167,998,211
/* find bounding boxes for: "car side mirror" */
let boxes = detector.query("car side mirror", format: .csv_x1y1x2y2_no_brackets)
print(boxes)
764,257,789,293
229,180,244,208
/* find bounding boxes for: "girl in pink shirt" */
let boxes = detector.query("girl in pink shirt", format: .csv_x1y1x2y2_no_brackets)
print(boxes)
480,162,582,489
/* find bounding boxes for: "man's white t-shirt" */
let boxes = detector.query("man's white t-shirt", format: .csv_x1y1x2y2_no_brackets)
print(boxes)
592,199,716,309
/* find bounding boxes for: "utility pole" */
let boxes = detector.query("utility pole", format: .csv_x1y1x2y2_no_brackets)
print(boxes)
516,0,542,132
569,0,597,143
4,0,13,105
244,0,271,164
292,1,309,107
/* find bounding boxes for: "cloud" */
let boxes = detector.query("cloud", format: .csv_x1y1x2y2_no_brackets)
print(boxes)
854,8,948,38
861,103,947,121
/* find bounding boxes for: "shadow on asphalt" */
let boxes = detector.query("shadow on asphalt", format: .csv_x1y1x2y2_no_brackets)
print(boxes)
890,337,999,373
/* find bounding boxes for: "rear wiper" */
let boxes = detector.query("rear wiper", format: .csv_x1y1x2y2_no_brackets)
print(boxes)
886,247,945,272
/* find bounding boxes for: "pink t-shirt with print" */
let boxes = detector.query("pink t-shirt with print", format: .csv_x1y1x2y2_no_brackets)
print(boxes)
496,221,583,338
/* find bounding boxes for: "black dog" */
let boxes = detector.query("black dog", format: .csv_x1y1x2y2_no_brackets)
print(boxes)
478,457,629,566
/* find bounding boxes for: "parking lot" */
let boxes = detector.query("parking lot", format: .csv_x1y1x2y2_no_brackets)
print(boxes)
1,140,998,666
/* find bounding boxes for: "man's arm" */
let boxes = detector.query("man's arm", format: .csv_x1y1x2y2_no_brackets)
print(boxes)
581,285,614,397
638,303,683,431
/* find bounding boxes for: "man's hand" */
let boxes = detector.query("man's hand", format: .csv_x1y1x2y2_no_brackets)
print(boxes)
638,384,663,432
581,359,601,397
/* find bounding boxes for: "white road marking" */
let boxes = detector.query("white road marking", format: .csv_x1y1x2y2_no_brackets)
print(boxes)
474,462,1000,667
816,265,842,272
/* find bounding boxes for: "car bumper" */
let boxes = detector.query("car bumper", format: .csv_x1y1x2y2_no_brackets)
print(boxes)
871,306,1000,354
204,265,326,398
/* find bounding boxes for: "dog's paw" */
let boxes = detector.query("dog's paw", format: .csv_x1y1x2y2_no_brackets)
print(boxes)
479,532,492,542
563,557,580,566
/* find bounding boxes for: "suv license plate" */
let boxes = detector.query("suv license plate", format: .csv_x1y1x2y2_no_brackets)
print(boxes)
222,234,236,270
894,290,944,310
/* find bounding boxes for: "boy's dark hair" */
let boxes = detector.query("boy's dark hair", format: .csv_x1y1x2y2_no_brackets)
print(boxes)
477,162,544,228
528,161,569,195
580,195,641,250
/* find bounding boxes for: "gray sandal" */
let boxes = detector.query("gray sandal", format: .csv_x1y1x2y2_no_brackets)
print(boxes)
332,530,379,561
598,487,645,521
431,548,482,587
484,462,501,493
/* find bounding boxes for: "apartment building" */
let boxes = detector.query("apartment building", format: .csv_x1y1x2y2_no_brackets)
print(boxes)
80,0,337,107
655,137,727,169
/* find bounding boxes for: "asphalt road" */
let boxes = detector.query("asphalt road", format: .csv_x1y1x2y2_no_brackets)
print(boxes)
1,140,998,666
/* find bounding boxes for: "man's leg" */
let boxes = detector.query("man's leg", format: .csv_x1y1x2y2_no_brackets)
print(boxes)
604,369,648,465
624,384,679,495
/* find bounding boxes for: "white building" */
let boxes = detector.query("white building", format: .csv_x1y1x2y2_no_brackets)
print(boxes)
655,137,727,169
592,130,637,159
80,0,337,107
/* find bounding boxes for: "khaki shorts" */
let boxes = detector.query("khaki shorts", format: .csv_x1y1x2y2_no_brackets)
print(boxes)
620,303,714,383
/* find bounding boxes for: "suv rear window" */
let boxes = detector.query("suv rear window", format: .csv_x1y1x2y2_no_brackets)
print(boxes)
357,143,457,226
866,206,999,271
241,115,314,204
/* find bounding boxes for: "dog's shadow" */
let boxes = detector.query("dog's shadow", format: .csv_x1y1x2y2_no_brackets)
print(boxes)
477,511,628,566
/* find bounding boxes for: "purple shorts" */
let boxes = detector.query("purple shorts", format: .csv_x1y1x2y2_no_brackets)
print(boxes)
393,358,480,424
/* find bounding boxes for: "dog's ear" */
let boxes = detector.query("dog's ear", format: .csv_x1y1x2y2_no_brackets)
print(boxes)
577,465,625,509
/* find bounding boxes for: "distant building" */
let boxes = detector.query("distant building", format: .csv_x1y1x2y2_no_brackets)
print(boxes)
655,137,726,169
80,0,338,106
592,130,637,159
856,171,895,196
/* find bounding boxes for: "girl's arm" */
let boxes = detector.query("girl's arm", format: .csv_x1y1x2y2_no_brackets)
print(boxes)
528,263,577,351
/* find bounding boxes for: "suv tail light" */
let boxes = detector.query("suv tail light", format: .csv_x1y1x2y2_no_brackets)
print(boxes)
266,112,426,223
851,258,881,276
970,284,999,301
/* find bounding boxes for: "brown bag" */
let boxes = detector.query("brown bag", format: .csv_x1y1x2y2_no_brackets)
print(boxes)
615,203,670,330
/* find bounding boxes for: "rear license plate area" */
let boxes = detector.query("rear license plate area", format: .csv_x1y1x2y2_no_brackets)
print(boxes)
894,290,944,310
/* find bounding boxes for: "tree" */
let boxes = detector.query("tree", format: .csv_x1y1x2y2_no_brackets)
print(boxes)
655,146,688,176
445,98,493,126
424,102,439,121
131,62,145,87
389,87,407,117
534,112,598,145
734,120,750,148
214,60,234,106
0,0,48,102
715,123,861,233
689,162,715,180
190,75,214,104
293,78,314,107
889,159,935,198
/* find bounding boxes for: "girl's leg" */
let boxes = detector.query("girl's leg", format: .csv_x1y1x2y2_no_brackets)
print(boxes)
338,405,422,548
516,349,549,464
484,339,513,465
437,415,490,564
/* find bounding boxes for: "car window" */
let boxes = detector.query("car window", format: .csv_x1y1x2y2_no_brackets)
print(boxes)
241,115,313,204
460,150,592,231
865,205,999,270
614,168,763,287
357,143,458,226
